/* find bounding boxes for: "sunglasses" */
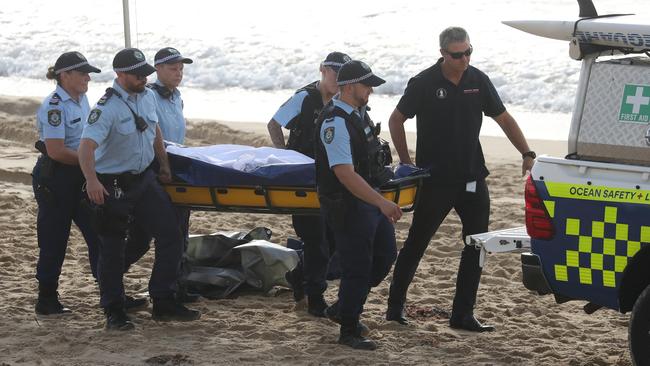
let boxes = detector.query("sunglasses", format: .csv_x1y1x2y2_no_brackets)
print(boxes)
445,45,473,59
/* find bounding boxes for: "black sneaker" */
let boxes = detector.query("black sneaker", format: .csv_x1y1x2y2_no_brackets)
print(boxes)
152,297,201,322
325,302,370,337
307,295,328,318
35,293,72,315
124,295,148,311
105,306,135,331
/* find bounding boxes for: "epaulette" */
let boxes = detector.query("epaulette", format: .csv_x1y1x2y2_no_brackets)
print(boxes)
97,88,115,106
48,93,61,105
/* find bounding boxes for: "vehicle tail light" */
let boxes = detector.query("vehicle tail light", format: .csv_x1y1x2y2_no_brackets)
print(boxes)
525,175,555,240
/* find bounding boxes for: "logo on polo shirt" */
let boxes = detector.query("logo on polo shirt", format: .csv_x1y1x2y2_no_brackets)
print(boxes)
436,88,447,99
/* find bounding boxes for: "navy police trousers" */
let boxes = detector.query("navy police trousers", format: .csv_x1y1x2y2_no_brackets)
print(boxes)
322,198,397,322
291,214,333,297
32,157,100,285
95,169,183,308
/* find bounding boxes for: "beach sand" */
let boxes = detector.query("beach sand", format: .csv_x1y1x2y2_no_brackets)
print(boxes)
0,95,632,365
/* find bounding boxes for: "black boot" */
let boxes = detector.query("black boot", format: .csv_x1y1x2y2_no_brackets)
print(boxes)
152,297,201,322
307,294,328,318
338,318,377,351
176,284,201,304
35,282,71,315
325,301,370,337
449,313,495,332
285,266,305,302
385,303,409,325
124,295,148,311
104,305,135,331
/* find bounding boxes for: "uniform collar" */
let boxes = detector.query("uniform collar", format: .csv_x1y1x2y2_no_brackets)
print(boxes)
112,79,144,102
333,98,357,115
54,85,73,102
155,79,180,97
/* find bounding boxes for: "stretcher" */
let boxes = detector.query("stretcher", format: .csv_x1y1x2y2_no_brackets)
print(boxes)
162,144,429,215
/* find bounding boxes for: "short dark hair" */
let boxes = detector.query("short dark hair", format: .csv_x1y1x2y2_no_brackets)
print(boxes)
439,27,470,49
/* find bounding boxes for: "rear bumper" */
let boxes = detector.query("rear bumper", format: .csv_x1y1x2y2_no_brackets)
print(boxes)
521,252,553,295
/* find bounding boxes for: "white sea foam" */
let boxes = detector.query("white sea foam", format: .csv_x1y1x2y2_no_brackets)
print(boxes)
0,0,646,139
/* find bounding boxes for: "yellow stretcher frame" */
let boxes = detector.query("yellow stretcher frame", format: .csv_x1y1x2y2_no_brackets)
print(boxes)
163,174,427,215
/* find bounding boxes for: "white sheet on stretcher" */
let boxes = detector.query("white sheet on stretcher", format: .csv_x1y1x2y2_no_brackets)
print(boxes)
166,144,314,173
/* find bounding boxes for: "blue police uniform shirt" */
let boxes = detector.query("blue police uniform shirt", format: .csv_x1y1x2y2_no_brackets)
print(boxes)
152,79,185,144
81,80,159,174
272,90,309,128
37,85,90,151
320,98,362,168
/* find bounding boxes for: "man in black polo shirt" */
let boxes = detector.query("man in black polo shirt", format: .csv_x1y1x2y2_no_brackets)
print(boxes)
385,26,535,332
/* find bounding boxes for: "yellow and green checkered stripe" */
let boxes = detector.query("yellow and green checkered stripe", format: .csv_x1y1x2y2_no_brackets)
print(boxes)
554,206,648,288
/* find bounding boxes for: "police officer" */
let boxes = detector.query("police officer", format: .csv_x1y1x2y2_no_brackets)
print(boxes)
78,48,200,330
33,51,101,315
125,47,198,303
316,60,402,350
385,27,535,331
150,47,193,144
268,51,350,316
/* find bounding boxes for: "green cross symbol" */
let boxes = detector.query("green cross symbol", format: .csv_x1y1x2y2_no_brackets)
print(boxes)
619,84,650,124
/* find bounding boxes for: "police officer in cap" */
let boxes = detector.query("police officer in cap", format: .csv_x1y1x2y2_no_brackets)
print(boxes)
33,51,102,315
315,60,402,350
78,48,200,330
268,51,350,316
126,47,198,303
150,47,193,144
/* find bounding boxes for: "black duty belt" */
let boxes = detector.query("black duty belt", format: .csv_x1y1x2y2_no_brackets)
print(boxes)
97,170,147,189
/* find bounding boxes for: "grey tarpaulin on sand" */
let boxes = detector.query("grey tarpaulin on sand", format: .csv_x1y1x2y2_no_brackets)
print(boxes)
183,228,299,298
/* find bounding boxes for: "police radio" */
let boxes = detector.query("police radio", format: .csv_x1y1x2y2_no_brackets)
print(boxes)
108,87,148,132
134,115,148,132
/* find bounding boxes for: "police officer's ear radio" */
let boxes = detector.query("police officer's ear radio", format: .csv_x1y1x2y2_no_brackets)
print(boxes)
147,83,172,99
106,88,148,132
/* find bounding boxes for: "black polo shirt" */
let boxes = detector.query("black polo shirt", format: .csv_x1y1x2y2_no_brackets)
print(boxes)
396,58,506,184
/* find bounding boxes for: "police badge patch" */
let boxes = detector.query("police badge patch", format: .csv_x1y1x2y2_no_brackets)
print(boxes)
324,127,335,144
47,109,62,126
88,109,101,124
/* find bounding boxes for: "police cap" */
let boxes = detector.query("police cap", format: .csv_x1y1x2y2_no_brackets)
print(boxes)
154,47,193,65
336,60,385,87
322,52,351,72
112,48,156,77
54,51,101,75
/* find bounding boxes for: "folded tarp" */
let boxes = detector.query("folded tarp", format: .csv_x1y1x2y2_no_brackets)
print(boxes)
167,144,315,187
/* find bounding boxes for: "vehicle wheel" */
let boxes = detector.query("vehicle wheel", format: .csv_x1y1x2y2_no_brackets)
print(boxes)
630,284,650,366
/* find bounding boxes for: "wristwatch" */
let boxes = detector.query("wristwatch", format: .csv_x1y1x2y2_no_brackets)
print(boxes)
522,151,536,159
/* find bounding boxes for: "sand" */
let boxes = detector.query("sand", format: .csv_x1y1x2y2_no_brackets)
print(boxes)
0,95,633,365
